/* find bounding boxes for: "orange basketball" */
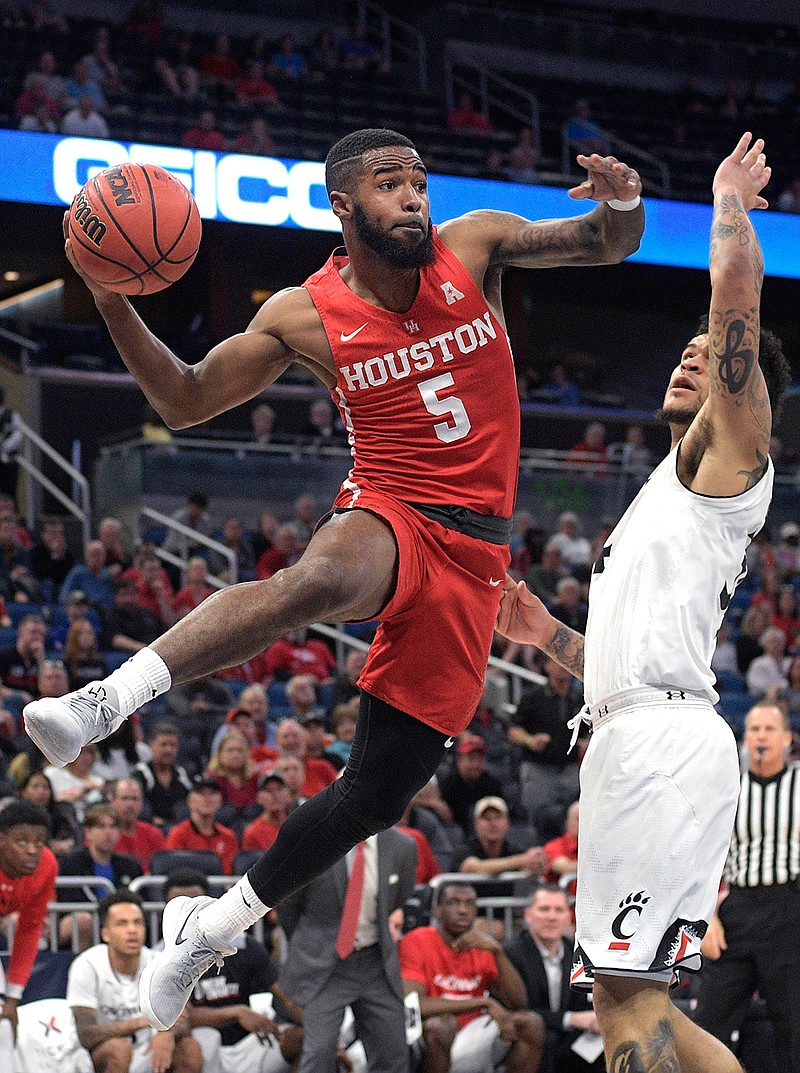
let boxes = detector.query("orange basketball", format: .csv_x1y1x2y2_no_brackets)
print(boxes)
68,162,201,295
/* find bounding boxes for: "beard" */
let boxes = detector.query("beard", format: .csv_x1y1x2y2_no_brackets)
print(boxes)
656,401,698,428
353,204,435,268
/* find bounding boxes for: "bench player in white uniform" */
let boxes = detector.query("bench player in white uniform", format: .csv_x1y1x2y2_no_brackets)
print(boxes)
496,133,791,1072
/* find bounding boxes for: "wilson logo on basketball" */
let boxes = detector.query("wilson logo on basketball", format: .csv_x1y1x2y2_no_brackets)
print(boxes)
72,190,106,246
105,164,136,206
608,890,650,951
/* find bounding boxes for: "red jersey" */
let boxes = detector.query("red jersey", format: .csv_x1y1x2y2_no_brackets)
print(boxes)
397,825,441,884
115,820,166,873
0,847,57,995
304,229,519,517
399,925,498,1028
165,820,239,875
263,638,336,682
241,815,282,851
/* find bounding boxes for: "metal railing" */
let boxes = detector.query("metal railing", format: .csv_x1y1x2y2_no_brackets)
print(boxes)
140,505,238,586
357,0,428,90
561,124,671,199
15,415,92,545
444,53,541,152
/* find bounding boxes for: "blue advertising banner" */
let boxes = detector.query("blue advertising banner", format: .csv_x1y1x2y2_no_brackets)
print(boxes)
7,130,800,278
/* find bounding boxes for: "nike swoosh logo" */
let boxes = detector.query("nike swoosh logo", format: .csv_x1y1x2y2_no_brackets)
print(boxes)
174,914,191,945
444,737,455,748
340,323,368,342
489,578,503,587
241,889,253,909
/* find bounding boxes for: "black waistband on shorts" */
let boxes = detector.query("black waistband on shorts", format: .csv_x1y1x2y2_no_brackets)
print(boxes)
406,502,513,545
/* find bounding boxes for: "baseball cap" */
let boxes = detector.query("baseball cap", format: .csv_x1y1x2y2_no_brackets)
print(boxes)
258,769,286,789
474,796,509,819
457,734,487,756
780,522,800,540
66,590,89,605
191,774,220,793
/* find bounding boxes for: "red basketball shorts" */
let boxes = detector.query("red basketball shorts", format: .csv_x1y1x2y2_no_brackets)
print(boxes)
331,491,510,737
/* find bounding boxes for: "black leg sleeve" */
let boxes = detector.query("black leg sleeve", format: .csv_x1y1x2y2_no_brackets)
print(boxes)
247,690,450,906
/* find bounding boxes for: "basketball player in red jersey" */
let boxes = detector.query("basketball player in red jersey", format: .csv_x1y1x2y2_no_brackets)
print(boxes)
0,800,58,1034
25,128,643,1032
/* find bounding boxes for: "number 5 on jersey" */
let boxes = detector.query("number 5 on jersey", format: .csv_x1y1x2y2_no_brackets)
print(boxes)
418,373,471,443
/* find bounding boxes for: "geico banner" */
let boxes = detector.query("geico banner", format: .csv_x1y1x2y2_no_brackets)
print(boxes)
5,130,800,278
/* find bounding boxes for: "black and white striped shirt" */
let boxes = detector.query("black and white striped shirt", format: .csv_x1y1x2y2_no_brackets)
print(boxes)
727,764,800,888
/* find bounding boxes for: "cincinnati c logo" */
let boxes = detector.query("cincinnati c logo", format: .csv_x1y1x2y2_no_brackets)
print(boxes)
608,891,650,951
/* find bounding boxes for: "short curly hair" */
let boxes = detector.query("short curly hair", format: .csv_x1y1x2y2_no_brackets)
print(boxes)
325,128,418,196
696,315,791,425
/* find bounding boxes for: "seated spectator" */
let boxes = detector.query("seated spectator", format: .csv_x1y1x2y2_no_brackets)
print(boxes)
548,511,591,569
181,108,226,151
448,90,492,133
18,768,78,855
97,516,132,576
60,539,114,610
777,178,800,214
565,98,609,156
63,59,107,112
524,539,566,605
206,729,260,823
340,22,386,73
164,673,234,753
173,556,215,619
250,403,276,445
18,101,58,132
504,886,601,1070
122,2,165,45
299,710,343,771
45,741,104,824
439,734,504,837
0,595,9,629
263,628,336,684
101,577,163,653
64,619,108,691
328,649,366,712
773,584,800,648
453,797,545,902
397,789,455,871
271,714,336,797
398,882,545,1073
28,0,68,34
505,127,539,184
712,621,740,679
328,697,358,764
542,799,579,894
566,421,608,474
200,33,241,99
479,147,508,182
736,602,771,675
92,719,149,784
273,754,306,809
776,521,800,576
0,496,29,549
285,674,328,724
208,515,255,582
236,682,274,747
165,774,239,874
248,510,278,564
746,625,789,697
609,422,653,474
81,31,128,97
0,516,31,593
0,613,47,700
50,590,100,653
57,802,143,951
308,27,340,81
153,34,201,101
23,49,66,101
292,494,318,548
162,491,215,561
303,398,338,446
133,722,193,828
268,35,307,81
235,115,277,157
109,777,165,872
241,769,292,851
235,59,279,106
548,577,588,634
255,523,302,579
673,73,714,118
14,73,60,127
67,889,202,1073
30,516,75,591
123,552,177,627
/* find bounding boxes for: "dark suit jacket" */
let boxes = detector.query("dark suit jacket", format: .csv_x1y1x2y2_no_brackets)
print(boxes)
278,827,417,1006
504,929,593,1033
56,848,143,902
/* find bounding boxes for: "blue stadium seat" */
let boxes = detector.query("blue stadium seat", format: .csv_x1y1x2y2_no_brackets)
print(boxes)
7,603,47,626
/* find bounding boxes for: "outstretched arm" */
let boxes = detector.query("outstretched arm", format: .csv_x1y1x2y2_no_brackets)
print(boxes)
684,134,772,495
496,578,585,680
441,154,643,271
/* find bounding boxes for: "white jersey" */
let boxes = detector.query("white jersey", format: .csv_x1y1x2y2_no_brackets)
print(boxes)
66,943,156,1045
584,445,773,706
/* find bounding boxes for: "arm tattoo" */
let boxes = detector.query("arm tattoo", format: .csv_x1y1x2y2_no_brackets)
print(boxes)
542,624,585,680
737,447,768,490
714,318,755,396
609,1019,679,1072
709,193,750,249
497,216,602,266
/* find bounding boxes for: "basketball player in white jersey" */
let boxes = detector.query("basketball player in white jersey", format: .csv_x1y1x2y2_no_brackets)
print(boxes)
496,132,791,1073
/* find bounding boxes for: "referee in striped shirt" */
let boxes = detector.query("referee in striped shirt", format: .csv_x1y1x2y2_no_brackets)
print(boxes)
694,702,800,1072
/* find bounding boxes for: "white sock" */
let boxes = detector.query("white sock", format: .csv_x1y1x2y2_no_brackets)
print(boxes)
197,875,270,943
100,648,173,716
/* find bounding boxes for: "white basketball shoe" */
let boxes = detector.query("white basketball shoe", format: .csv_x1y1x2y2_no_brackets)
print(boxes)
24,682,127,766
140,896,236,1031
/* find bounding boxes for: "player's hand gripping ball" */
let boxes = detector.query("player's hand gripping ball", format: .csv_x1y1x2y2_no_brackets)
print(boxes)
68,162,201,295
